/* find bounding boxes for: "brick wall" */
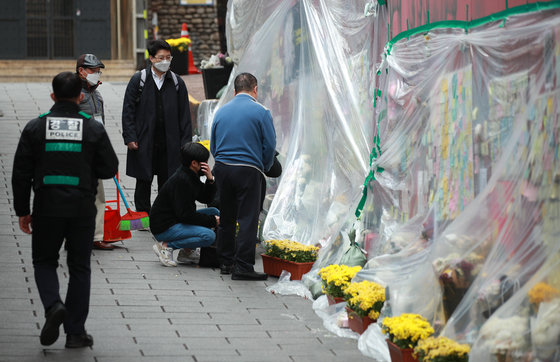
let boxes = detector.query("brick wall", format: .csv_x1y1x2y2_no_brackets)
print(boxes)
148,1,221,68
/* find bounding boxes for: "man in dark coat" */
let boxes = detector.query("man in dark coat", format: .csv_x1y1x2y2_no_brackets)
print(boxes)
122,39,192,214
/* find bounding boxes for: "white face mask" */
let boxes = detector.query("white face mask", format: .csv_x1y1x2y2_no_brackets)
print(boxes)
85,72,101,86
153,60,171,73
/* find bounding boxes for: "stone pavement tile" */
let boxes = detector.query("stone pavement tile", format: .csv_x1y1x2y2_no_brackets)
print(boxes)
183,337,234,351
97,358,185,362
176,325,268,338
226,351,294,362
0,342,46,356
205,313,260,325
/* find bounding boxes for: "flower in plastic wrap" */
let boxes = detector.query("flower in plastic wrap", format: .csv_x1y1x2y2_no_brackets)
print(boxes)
343,280,385,320
528,282,560,306
381,313,434,349
478,315,529,354
531,298,560,359
318,264,362,298
413,336,470,362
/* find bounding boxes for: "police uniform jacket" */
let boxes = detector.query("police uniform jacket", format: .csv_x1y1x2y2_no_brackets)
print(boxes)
12,101,119,218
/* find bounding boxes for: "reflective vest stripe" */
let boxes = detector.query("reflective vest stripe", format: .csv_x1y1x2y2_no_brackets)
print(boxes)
45,143,82,152
43,175,80,186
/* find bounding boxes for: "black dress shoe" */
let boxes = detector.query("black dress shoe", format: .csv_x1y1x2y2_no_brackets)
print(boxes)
40,301,66,346
65,333,94,348
231,271,268,281
93,241,114,250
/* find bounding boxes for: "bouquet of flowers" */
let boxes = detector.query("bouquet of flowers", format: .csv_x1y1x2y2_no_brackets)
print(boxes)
528,282,559,307
318,264,362,298
166,37,191,52
344,280,385,320
264,239,319,263
413,336,470,362
382,313,435,350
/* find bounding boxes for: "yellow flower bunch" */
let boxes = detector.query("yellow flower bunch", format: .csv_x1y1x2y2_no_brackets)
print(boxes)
264,239,319,263
344,280,385,320
166,37,191,52
414,336,470,362
198,140,210,152
382,313,434,349
318,264,362,298
528,282,560,305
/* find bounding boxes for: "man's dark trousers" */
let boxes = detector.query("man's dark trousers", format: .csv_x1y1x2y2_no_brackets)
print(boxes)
32,215,95,335
214,163,263,273
134,143,168,213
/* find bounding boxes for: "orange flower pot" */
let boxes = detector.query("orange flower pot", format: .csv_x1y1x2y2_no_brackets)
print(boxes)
346,307,375,334
261,254,314,280
386,339,418,362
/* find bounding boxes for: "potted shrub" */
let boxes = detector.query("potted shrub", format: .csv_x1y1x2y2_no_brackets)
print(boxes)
318,264,362,305
413,336,470,362
344,280,385,334
262,239,319,280
382,313,434,362
166,37,191,75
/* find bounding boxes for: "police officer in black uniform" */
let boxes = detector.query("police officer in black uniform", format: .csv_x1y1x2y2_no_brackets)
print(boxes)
12,72,118,348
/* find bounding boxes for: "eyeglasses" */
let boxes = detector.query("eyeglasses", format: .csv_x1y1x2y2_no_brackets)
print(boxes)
154,56,173,61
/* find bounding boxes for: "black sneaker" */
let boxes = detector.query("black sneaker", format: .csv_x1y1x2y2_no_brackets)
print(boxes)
40,301,66,346
65,333,94,348
231,271,268,281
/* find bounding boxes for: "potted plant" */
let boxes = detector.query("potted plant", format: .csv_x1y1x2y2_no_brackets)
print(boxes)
318,264,362,305
166,37,191,75
413,336,470,362
381,313,434,362
262,239,319,280
343,280,385,334
201,52,234,99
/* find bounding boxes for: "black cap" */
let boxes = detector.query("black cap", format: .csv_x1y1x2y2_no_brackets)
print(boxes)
76,54,105,72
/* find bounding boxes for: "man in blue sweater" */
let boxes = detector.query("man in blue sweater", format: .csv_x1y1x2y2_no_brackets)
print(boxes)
211,73,276,280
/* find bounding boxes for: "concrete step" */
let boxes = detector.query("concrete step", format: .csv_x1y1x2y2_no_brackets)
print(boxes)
0,59,136,82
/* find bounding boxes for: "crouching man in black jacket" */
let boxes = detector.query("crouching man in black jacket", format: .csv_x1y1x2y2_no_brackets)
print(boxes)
12,72,119,348
150,142,220,267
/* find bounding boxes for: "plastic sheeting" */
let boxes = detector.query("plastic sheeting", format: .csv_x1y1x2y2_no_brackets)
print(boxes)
200,2,560,359
355,5,560,360
217,0,383,248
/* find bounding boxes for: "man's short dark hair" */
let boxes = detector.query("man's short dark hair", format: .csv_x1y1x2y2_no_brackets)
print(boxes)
181,142,209,167
234,73,258,93
52,72,82,100
148,39,172,57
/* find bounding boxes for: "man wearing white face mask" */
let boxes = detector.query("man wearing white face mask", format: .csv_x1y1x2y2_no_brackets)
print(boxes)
76,54,114,250
122,40,192,218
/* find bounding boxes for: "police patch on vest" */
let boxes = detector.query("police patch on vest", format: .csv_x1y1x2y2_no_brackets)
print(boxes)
45,117,83,141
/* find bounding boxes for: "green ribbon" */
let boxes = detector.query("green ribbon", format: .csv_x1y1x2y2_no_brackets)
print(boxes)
355,114,385,219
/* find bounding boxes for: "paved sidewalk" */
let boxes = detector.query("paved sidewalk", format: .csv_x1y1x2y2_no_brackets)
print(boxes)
0,82,371,361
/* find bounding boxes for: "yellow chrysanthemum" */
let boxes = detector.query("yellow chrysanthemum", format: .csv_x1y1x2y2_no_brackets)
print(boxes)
414,336,469,362
317,264,362,298
528,282,560,305
264,239,319,263
382,314,434,349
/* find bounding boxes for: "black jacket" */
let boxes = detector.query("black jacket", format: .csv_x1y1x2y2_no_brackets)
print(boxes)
121,67,192,181
149,165,217,235
12,101,119,217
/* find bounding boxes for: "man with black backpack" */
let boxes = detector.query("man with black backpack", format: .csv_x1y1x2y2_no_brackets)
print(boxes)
122,39,192,216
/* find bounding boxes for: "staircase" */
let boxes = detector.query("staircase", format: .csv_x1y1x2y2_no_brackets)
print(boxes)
0,59,137,82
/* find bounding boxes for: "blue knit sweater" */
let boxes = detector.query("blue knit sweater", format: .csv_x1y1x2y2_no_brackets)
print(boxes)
211,93,276,171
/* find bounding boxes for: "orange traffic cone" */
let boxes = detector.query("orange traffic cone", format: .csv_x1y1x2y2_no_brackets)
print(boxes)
181,23,201,74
